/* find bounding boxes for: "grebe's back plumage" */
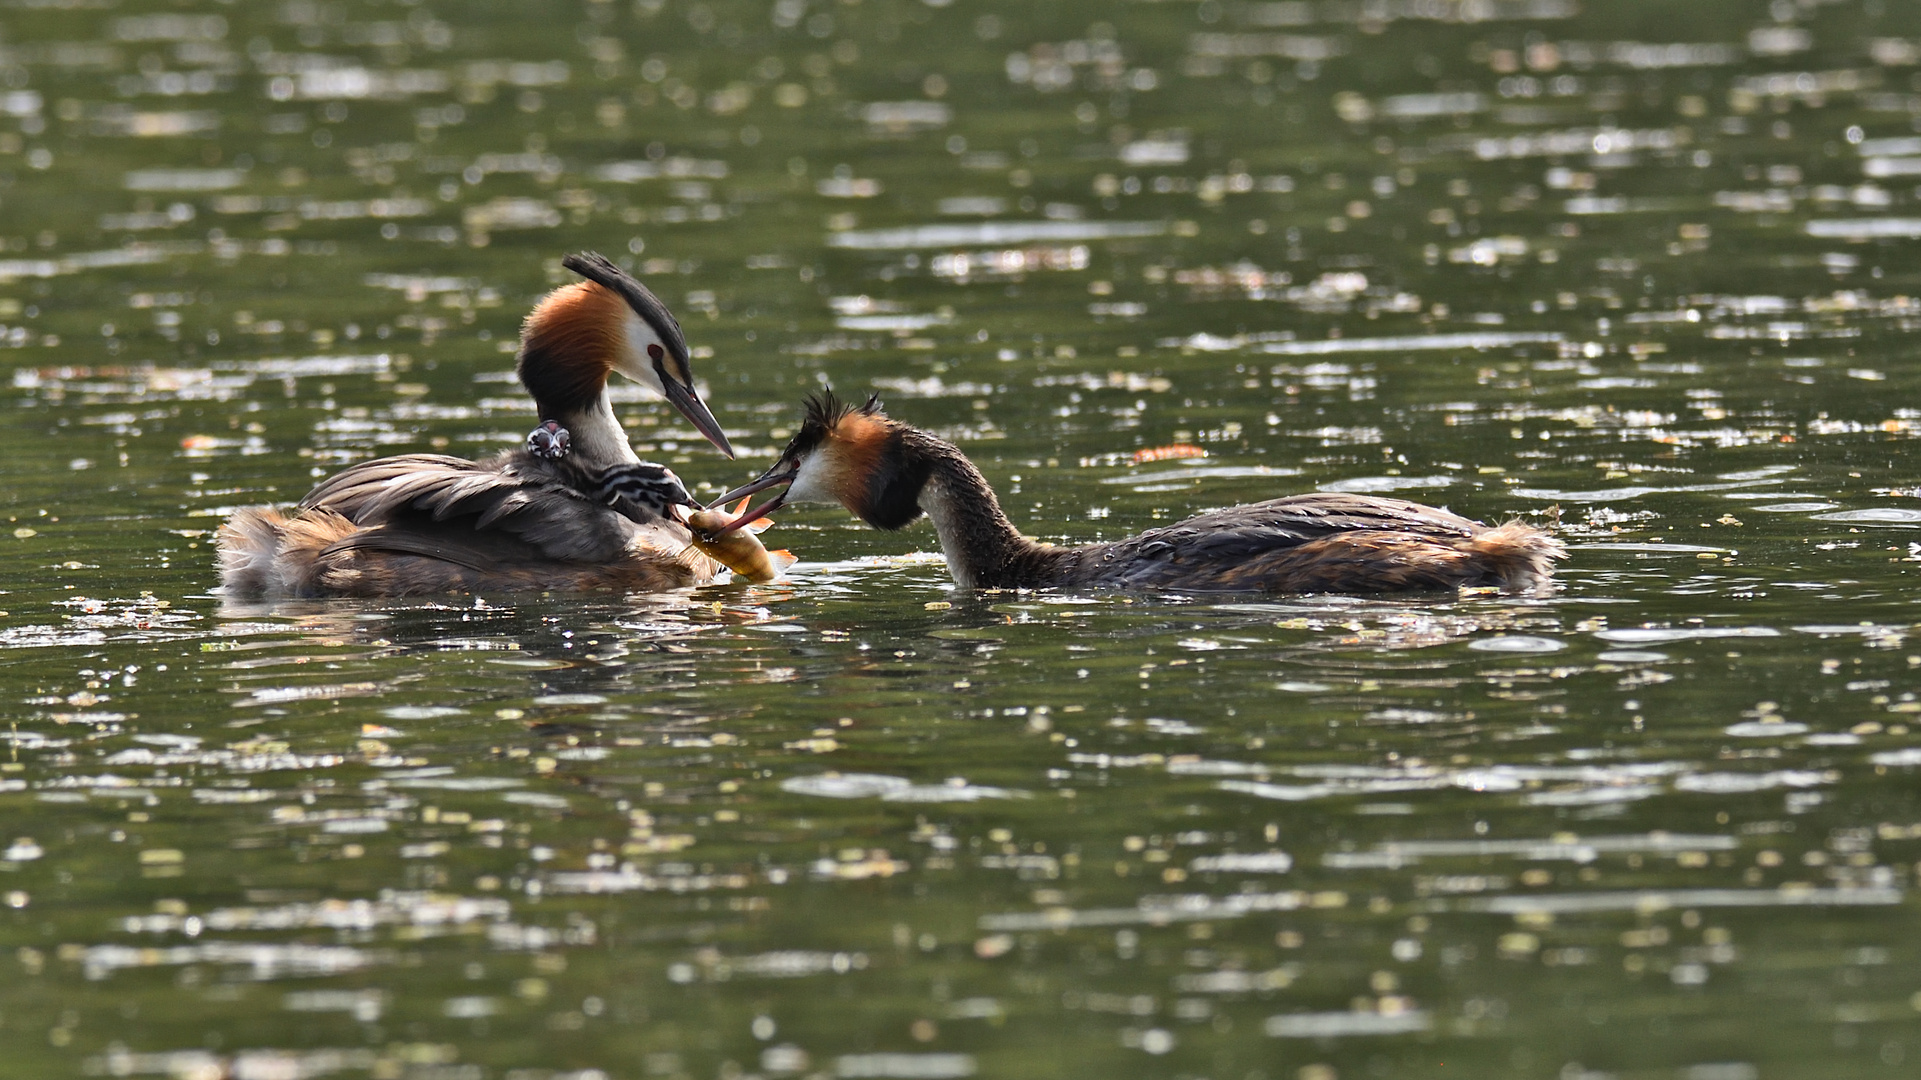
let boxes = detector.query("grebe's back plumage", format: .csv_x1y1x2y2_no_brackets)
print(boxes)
218,253,732,598
716,393,1565,595
219,452,716,597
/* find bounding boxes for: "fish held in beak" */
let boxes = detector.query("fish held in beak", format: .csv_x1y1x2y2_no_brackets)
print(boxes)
679,499,795,583
708,466,797,535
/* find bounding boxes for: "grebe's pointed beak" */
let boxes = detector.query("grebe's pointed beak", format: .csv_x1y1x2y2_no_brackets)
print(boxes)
709,465,798,534
659,371,735,460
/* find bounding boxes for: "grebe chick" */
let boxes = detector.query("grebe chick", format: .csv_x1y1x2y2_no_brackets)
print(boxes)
217,253,737,598
714,392,1565,594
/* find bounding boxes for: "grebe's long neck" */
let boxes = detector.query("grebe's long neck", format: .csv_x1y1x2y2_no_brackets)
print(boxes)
906,435,1071,589
517,341,637,470
546,389,638,470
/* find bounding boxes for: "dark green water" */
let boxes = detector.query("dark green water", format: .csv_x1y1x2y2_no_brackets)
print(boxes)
3,1,1921,1077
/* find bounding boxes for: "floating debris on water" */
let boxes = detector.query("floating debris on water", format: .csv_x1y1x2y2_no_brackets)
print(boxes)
2,0,1919,1075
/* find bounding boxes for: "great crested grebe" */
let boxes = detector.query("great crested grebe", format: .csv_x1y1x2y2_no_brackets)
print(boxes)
218,252,746,597
711,392,1566,594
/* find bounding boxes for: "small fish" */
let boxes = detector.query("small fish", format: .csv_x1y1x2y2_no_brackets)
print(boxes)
682,499,797,583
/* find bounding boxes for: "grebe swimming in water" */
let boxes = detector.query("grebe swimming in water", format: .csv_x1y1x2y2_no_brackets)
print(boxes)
708,392,1565,594
218,253,752,597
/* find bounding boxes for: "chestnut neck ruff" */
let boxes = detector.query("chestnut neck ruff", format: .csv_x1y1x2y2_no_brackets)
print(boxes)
831,420,1053,589
515,281,639,468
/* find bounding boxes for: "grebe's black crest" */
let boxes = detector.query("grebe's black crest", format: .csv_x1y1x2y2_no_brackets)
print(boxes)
785,389,883,459
795,389,930,532
560,251,689,366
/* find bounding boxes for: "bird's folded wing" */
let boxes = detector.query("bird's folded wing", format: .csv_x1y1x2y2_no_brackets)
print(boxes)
1110,493,1482,567
1202,493,1483,541
301,454,636,563
317,526,506,573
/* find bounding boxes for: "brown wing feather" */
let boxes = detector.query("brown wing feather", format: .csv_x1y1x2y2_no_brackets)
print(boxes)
318,527,510,574
299,450,635,563
1061,494,1554,592
1197,493,1484,539
301,455,474,516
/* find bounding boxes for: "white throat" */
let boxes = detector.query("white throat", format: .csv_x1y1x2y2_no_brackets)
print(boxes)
559,390,639,468
784,452,835,504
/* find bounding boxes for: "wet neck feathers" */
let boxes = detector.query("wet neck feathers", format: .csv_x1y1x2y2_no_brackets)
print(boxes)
516,281,640,469
886,434,1066,589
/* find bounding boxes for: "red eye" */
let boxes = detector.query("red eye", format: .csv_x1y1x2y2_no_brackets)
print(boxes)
647,344,664,361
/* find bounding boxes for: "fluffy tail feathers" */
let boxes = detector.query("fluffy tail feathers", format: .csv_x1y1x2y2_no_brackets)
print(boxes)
1466,520,1568,592
215,507,287,596
216,506,358,597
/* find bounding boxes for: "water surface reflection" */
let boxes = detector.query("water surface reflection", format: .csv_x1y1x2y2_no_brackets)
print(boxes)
4,0,1921,1077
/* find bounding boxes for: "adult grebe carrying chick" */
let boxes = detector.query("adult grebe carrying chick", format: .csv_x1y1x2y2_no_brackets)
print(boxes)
218,253,757,597
707,392,1565,594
